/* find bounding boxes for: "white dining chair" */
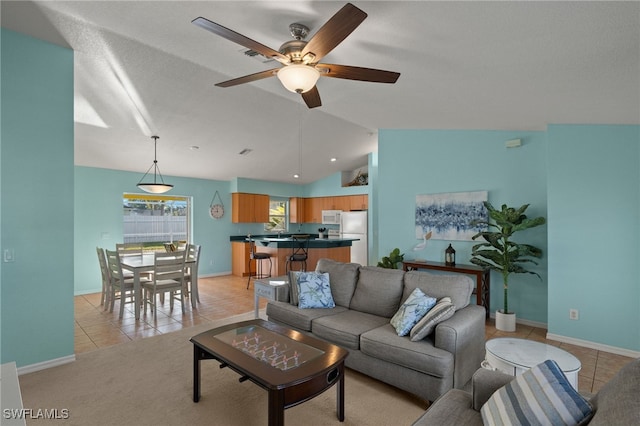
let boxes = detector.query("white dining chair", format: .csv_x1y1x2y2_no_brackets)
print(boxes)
105,249,149,318
184,244,201,305
96,247,110,309
142,250,187,317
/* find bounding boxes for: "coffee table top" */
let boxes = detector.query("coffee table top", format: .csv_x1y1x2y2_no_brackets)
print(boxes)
191,319,348,389
486,338,581,373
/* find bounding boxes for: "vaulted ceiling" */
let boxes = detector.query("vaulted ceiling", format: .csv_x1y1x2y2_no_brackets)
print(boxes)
2,1,638,184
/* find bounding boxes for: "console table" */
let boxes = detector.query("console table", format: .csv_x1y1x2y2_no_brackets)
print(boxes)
403,260,490,318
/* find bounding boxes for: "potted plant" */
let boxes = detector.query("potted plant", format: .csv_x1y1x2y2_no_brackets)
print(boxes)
470,202,545,331
377,248,405,269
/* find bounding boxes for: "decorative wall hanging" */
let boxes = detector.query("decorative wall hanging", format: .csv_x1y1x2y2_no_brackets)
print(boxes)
209,190,225,219
415,191,488,241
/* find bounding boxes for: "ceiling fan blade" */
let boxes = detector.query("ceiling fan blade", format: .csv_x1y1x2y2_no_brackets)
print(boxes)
301,3,367,63
192,17,289,63
215,68,279,88
317,64,400,83
301,86,322,108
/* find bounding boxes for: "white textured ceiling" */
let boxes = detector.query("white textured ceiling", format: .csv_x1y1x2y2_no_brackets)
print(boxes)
2,1,639,184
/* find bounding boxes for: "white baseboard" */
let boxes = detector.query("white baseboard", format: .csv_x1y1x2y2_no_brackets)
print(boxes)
17,355,76,376
198,271,232,278
546,333,640,358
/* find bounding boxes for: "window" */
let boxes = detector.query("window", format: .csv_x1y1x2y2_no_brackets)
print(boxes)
265,200,287,232
123,194,190,250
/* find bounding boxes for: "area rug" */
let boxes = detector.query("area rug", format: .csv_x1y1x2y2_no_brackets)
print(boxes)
19,312,427,425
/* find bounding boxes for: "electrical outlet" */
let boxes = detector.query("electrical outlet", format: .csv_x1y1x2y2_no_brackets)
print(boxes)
569,309,579,320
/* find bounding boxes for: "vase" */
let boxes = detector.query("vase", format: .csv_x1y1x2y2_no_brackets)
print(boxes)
495,310,516,332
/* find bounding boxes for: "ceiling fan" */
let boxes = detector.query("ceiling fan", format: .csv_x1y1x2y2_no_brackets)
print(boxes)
192,3,400,108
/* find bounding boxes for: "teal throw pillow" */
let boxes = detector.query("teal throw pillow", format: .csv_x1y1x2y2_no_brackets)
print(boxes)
481,359,593,426
390,288,437,336
297,272,335,309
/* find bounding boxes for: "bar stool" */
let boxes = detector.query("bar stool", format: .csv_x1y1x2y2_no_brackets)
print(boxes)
247,237,271,289
285,234,310,273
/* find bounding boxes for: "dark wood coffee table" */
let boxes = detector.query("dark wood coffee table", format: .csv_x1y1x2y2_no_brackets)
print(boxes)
191,319,349,426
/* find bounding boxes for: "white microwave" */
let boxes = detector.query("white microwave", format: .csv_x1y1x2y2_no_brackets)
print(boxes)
321,210,342,225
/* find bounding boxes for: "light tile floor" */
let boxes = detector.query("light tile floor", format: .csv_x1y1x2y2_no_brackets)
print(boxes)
75,275,634,395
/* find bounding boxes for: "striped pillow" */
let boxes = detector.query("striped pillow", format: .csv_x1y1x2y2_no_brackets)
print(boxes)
480,359,592,426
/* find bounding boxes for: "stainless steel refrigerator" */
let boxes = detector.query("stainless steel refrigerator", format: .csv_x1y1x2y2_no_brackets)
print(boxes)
340,211,368,265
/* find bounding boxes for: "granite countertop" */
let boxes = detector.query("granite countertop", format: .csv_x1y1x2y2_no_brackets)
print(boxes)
229,234,358,248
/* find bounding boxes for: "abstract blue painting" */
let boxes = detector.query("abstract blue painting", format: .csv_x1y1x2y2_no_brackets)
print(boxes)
415,191,488,241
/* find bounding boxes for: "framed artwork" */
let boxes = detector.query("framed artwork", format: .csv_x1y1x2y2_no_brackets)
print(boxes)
415,191,488,241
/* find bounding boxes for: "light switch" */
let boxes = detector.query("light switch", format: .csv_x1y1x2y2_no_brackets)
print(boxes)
4,249,15,262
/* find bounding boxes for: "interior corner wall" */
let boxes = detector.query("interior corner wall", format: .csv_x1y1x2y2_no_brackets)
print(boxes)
1,29,75,366
547,125,640,351
377,129,548,324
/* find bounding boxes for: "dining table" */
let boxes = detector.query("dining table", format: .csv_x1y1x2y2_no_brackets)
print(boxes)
119,253,197,319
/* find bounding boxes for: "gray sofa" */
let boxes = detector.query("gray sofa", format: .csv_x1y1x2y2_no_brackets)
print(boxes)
413,357,640,425
265,258,486,402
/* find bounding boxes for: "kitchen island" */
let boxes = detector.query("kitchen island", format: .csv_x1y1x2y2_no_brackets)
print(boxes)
230,235,358,277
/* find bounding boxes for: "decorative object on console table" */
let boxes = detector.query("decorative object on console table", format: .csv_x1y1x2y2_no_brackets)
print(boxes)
470,202,546,331
445,244,456,266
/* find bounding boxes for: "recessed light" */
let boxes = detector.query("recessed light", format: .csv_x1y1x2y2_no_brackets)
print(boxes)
330,157,337,162
293,174,300,179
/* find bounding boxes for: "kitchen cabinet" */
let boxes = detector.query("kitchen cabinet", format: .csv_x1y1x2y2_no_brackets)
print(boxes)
232,193,269,223
348,194,368,211
289,197,306,223
231,241,251,276
304,197,323,223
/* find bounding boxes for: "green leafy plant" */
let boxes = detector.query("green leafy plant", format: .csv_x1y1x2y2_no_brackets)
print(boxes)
470,202,546,314
377,248,405,269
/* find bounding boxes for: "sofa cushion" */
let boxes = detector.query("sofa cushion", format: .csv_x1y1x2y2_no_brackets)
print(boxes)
589,357,640,426
315,258,360,308
349,266,405,317
296,272,335,309
266,300,347,331
312,310,389,350
390,288,437,336
410,297,456,341
403,271,473,310
360,324,454,377
480,359,593,426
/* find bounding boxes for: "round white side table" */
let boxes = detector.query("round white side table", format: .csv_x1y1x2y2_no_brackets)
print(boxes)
485,338,581,390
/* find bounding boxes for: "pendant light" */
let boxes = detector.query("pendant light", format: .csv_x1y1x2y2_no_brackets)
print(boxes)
137,135,173,194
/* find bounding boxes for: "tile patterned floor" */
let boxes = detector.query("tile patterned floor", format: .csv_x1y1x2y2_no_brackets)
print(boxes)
75,275,634,395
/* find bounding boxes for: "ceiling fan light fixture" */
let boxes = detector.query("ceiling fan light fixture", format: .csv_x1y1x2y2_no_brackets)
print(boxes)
277,64,320,94
137,136,173,194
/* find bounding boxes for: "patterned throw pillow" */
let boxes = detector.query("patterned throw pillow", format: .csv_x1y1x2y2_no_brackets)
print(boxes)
481,359,593,426
409,296,455,341
390,288,437,336
297,272,336,309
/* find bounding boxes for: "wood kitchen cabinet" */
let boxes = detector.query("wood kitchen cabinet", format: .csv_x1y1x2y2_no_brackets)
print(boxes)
232,193,269,223
304,197,323,223
348,194,368,211
289,197,306,223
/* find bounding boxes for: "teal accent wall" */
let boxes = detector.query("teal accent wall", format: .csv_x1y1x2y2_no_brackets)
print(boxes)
74,166,234,295
378,129,549,323
547,125,640,351
1,29,75,366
